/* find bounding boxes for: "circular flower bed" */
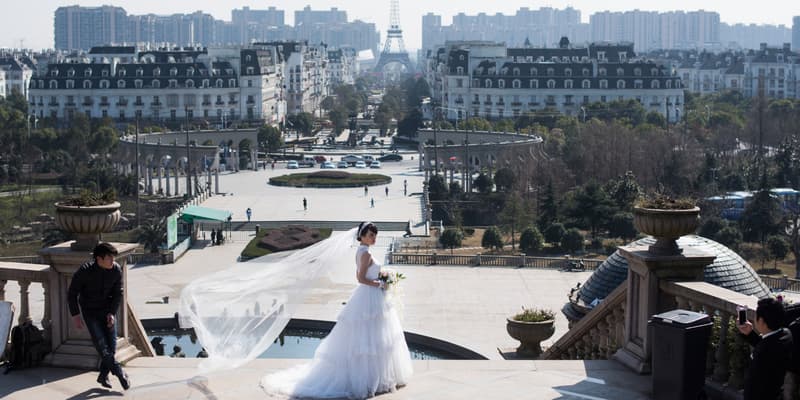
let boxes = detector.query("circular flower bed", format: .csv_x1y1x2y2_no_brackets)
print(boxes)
269,171,392,188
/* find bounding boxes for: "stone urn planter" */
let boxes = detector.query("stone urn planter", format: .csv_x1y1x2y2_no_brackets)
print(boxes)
55,201,122,251
633,206,700,256
506,308,555,358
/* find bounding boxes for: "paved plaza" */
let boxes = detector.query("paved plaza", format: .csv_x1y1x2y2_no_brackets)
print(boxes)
0,159,655,399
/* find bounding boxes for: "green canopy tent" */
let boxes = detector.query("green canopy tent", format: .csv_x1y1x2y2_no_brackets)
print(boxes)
179,205,232,243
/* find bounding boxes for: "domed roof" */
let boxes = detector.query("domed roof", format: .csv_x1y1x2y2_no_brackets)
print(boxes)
564,235,770,322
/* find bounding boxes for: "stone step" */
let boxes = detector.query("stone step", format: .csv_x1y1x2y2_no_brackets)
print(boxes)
116,344,141,365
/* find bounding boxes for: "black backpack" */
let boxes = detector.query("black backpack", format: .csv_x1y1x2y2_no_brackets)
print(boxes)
5,321,45,373
783,302,800,374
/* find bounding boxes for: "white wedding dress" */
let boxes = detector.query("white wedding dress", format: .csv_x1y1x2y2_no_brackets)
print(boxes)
260,244,413,399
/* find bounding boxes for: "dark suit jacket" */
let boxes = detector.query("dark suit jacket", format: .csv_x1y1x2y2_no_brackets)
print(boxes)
743,327,793,400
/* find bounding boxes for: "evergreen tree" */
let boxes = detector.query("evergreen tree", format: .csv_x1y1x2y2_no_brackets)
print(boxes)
481,226,504,251
537,181,558,231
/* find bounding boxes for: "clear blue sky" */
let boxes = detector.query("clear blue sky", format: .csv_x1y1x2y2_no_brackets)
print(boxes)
2,1,798,50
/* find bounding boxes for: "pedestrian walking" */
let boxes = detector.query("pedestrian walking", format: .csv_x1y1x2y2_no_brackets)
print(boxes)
364,185,368,196
385,187,389,196
210,229,216,245
403,179,408,196
271,161,275,170
246,207,252,222
371,197,375,208
303,197,308,211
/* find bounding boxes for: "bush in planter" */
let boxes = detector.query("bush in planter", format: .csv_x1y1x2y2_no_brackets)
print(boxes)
634,193,696,210
519,226,544,254
463,227,475,236
512,307,555,322
60,188,117,206
561,228,584,253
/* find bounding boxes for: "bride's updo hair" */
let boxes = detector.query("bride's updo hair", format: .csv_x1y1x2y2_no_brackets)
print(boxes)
356,222,378,241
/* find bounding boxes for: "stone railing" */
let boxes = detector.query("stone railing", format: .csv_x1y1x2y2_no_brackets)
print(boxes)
543,280,627,360
759,274,800,292
0,262,51,338
388,252,603,269
659,281,759,398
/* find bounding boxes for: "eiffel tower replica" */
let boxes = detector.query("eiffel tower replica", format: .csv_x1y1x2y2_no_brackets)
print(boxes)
374,0,412,73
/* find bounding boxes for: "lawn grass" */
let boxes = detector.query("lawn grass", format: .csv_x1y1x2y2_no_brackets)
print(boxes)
269,172,391,188
240,227,332,260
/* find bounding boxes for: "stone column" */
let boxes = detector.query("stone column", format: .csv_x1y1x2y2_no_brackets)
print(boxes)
165,167,171,196
613,245,715,374
38,242,138,369
157,167,163,195
215,169,220,194
146,166,153,195
252,149,258,171
174,167,180,196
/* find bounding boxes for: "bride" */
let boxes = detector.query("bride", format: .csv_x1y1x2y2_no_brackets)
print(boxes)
261,222,413,398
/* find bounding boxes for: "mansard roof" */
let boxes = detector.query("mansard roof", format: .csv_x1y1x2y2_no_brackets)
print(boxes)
89,46,136,54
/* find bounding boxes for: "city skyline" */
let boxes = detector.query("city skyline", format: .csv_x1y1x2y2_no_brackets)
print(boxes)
2,1,799,50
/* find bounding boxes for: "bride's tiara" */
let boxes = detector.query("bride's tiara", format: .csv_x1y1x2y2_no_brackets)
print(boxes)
357,221,374,239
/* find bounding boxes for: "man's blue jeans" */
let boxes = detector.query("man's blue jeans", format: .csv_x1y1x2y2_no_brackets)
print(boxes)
84,313,122,378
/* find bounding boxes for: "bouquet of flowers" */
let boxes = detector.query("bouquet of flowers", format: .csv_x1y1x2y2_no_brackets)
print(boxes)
378,268,405,290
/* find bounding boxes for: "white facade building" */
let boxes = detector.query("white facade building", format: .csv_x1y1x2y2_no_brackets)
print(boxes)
0,57,34,98
265,41,328,116
327,48,359,86
428,40,684,123
28,46,285,124
0,70,6,98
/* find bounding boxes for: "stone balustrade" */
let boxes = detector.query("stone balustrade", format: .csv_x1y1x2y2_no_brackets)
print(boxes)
388,252,603,269
0,262,51,338
543,281,627,360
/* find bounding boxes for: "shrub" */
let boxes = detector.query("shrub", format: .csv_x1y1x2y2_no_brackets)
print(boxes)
543,223,566,245
602,238,626,255
698,217,727,239
439,228,464,253
481,226,504,251
519,226,544,254
512,307,555,322
561,228,585,253
767,235,790,263
607,212,636,239
714,225,743,250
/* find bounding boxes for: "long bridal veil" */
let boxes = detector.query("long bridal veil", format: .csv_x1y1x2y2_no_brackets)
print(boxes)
178,227,360,372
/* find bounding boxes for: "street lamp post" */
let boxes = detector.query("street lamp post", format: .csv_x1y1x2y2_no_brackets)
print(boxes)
135,118,141,228
185,107,192,198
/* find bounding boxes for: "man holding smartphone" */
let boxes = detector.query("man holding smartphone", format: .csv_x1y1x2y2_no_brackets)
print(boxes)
737,297,793,400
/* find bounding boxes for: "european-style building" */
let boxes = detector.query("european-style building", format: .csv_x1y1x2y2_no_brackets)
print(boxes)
28,43,357,124
425,40,684,122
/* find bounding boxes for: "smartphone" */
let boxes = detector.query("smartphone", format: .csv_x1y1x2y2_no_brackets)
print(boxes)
737,305,747,325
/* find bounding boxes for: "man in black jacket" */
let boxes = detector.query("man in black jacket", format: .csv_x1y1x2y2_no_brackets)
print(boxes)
67,243,130,390
738,297,793,400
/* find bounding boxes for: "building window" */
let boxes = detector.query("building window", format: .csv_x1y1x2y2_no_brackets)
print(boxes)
117,80,126,88
84,69,92,77
530,68,537,76
66,80,74,89
651,80,660,89
547,67,555,76
247,79,252,88
617,80,625,89
216,79,223,88
565,68,572,77
136,68,143,77
167,95,178,107
154,68,161,76
634,80,643,89
582,80,590,89
583,68,590,76
547,79,556,89
485,79,492,88
634,68,642,76
187,80,195,88
456,67,464,75
100,80,109,89
203,80,210,88
170,68,178,77
530,80,538,89
135,80,143,89
229,79,237,87
666,80,672,89
498,80,505,89
168,80,178,88
599,80,608,89
599,68,607,76
565,80,573,89
512,79,521,89
616,68,624,76
152,80,160,88
83,80,92,89
513,68,520,76
49,80,57,89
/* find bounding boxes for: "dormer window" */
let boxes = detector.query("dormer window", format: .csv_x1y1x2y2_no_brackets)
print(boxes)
136,68,143,77
547,79,556,89
651,68,658,76
187,67,195,76
170,67,178,76
530,68,537,76
118,80,126,88
153,68,161,76
617,68,625,76
634,68,642,76
619,52,627,61
186,79,195,88
498,79,505,89
100,80,109,89
119,69,126,77
152,80,160,88
597,51,606,61
485,79,492,88
68,69,75,77
84,69,92,77
599,68,607,76
565,68,572,77
547,68,554,76
246,55,252,62
49,80,57,89
229,79,237,87
101,70,109,77
247,67,255,75
617,80,626,89
51,70,58,77
216,79,223,88
512,68,520,76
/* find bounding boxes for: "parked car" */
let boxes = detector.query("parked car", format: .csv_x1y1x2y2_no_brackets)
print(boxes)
369,160,382,169
354,161,367,169
286,160,299,169
378,153,403,162
299,156,315,168
341,154,364,165
336,161,349,168
363,155,375,165
314,155,327,163
320,161,335,169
